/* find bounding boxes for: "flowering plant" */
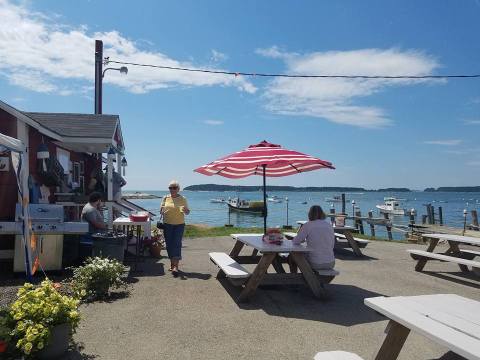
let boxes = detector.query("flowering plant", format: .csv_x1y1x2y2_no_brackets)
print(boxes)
9,280,80,357
69,257,129,300
148,228,165,258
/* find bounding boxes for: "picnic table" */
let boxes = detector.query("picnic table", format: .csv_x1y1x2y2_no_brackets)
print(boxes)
209,234,339,302
365,294,480,360
407,233,480,276
113,217,151,270
296,220,367,257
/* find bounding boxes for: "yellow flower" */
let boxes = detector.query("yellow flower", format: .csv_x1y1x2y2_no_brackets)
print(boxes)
24,342,33,354
37,341,44,350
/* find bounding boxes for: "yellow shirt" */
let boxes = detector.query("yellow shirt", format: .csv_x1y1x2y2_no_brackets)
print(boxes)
161,195,188,225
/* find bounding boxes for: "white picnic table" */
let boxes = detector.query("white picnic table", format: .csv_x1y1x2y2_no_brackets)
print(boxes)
364,294,480,360
296,220,365,256
113,217,151,270
219,234,338,301
408,233,480,275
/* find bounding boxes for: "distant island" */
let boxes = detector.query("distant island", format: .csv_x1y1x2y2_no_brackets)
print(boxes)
184,184,480,192
184,184,412,192
424,186,480,192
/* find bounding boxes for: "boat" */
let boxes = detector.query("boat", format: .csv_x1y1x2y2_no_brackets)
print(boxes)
325,195,348,203
267,195,282,203
227,198,264,213
210,198,226,203
376,197,405,215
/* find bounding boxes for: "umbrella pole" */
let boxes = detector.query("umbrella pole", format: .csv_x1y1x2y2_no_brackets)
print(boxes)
262,164,267,235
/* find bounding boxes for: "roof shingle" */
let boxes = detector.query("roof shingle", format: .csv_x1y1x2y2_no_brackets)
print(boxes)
23,112,119,139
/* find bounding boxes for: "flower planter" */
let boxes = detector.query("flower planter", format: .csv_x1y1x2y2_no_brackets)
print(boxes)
37,323,71,359
0,340,7,353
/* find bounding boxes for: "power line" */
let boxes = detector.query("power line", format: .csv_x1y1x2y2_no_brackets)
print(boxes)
107,59,480,80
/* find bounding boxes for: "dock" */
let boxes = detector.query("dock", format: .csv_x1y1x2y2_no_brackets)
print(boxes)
122,192,161,200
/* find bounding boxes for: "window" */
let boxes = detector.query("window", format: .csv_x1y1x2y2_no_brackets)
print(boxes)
56,148,70,175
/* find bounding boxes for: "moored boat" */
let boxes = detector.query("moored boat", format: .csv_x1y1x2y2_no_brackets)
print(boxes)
210,198,226,203
325,195,348,203
376,197,405,215
227,198,264,213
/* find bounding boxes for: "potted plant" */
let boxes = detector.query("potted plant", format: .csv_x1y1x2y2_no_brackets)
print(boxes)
69,257,129,300
9,280,80,359
147,228,165,258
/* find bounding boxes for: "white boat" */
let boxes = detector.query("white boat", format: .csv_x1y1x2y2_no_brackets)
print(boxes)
267,195,282,203
210,198,226,203
376,197,405,215
227,198,264,213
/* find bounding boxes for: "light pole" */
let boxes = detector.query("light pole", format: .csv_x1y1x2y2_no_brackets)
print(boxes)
463,209,468,235
94,39,128,115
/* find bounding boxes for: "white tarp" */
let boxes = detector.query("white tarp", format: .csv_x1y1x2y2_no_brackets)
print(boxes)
0,132,32,280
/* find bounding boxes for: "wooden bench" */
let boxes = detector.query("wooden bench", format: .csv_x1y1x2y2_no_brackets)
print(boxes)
407,249,480,275
460,249,480,259
209,252,251,285
335,233,370,248
314,351,364,360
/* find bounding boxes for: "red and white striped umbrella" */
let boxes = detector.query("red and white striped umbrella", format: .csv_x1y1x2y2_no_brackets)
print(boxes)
194,140,335,233
194,140,335,178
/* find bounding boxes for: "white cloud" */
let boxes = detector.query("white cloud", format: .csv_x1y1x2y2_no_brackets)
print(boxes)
464,119,480,125
424,139,463,146
257,47,440,128
0,0,256,95
203,119,224,125
467,160,480,166
210,49,228,63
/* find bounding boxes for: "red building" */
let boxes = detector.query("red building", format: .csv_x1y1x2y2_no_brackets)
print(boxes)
0,99,126,266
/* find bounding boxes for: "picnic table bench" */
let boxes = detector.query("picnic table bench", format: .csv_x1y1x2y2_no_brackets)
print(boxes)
209,234,339,302
407,233,480,276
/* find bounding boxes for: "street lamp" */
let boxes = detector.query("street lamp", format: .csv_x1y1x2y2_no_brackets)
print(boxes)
121,157,127,176
463,209,468,235
351,200,356,217
94,40,128,115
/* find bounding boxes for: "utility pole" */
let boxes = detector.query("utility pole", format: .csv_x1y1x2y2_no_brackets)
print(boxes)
94,40,103,115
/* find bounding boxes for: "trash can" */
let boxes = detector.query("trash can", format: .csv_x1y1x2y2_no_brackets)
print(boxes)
91,232,127,262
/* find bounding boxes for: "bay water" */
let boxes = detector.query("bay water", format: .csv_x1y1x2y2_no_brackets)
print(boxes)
128,190,480,240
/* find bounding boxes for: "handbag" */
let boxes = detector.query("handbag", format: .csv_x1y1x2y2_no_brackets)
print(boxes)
156,213,165,230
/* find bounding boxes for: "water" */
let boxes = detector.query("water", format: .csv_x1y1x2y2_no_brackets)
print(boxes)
129,190,480,240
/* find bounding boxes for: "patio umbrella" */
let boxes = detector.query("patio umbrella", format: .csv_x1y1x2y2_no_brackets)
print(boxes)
194,140,335,234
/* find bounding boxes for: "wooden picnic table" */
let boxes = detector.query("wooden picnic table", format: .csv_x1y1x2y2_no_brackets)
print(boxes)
410,233,480,274
365,294,480,360
227,234,336,302
296,220,364,256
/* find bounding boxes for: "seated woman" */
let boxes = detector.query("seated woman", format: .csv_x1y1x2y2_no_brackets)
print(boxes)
289,205,335,270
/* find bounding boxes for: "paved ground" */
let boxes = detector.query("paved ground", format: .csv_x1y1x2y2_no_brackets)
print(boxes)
56,237,479,359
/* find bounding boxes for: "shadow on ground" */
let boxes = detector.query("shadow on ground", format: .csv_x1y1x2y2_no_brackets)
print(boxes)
59,342,97,359
423,270,480,289
430,351,468,360
218,279,385,326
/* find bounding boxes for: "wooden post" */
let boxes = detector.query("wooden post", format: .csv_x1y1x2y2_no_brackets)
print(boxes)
355,210,364,235
341,193,346,214
422,215,427,224
329,207,336,226
472,210,479,228
426,204,433,224
368,210,375,237
431,206,435,224
438,206,443,225
384,213,393,240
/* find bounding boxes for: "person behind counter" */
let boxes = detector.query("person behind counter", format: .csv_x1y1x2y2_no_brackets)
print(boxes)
287,205,335,271
160,180,190,275
81,192,108,234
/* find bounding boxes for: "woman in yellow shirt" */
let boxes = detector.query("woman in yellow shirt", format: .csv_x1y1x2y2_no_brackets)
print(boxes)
160,180,190,275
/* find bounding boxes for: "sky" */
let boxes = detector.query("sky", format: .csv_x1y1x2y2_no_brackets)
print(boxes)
0,0,479,190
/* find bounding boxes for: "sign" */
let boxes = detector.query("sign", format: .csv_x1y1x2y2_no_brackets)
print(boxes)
0,156,9,171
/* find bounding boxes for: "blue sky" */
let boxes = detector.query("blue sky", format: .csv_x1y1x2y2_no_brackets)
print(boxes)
0,0,479,190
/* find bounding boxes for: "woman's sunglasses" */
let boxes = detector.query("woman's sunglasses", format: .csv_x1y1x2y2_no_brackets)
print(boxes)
169,186,178,190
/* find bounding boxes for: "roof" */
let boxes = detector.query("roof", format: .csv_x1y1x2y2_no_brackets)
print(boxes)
23,112,119,139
